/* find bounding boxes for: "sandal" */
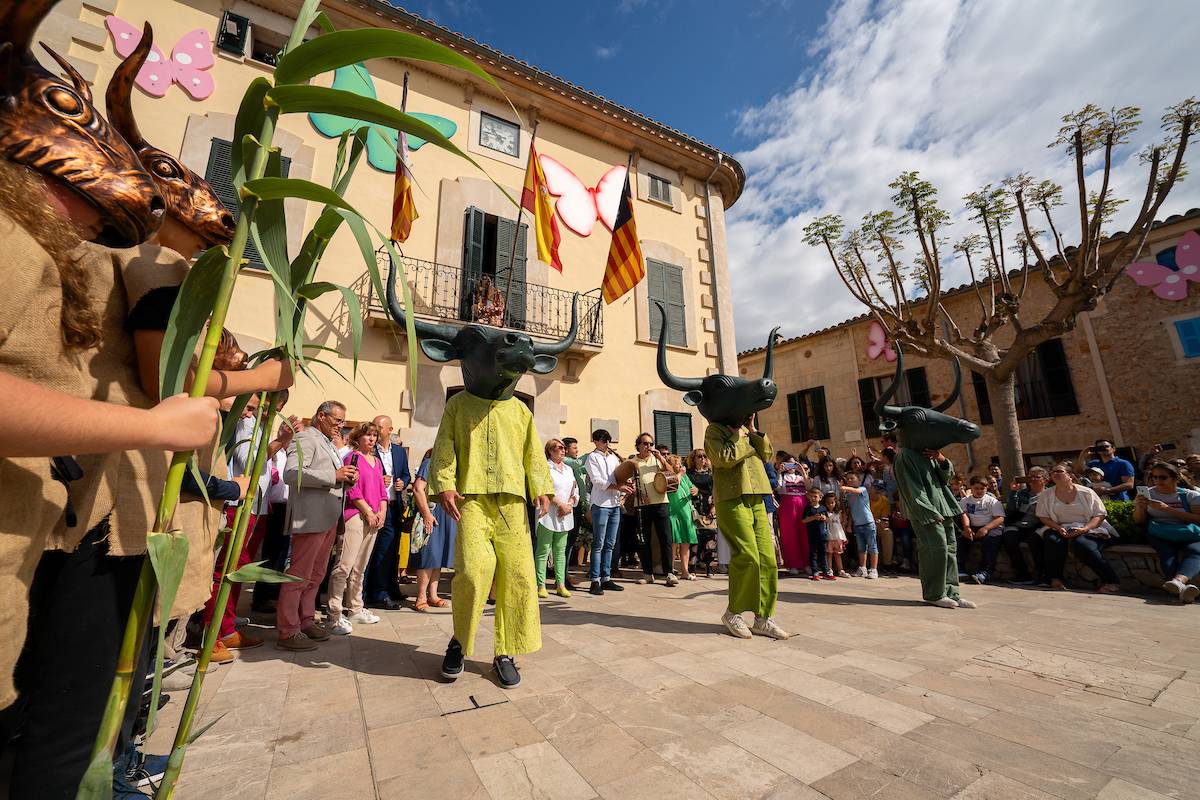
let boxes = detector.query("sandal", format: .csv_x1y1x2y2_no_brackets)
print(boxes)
413,601,429,612
428,598,450,608
1098,584,1121,595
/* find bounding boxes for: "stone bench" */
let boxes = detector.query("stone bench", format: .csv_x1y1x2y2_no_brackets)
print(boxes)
958,542,1166,593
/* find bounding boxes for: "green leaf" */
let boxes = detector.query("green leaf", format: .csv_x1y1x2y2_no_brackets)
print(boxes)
312,11,336,35
284,0,324,56
145,531,190,733
382,239,421,403
274,29,508,107
187,455,210,506
187,712,228,744
159,246,227,399
243,176,362,216
73,749,114,800
231,79,272,183
220,394,251,448
226,560,303,584
296,281,363,378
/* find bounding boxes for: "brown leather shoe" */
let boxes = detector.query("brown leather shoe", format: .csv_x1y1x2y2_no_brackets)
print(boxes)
275,633,318,652
210,639,235,663
302,624,330,641
222,631,264,650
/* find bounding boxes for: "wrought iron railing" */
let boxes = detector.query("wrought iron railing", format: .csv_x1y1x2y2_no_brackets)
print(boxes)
356,249,604,346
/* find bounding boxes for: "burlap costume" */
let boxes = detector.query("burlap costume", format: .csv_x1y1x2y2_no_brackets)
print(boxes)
45,243,221,619
0,210,87,708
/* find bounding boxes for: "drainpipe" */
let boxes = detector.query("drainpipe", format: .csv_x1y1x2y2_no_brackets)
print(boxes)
701,154,728,373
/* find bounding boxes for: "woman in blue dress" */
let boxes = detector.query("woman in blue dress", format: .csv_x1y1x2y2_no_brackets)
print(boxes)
412,449,458,611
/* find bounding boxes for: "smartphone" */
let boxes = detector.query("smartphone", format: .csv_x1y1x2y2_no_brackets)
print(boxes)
1135,485,1151,499
1155,442,1177,451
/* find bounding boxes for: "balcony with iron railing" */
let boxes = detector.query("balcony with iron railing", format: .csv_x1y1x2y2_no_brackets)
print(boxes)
354,249,604,352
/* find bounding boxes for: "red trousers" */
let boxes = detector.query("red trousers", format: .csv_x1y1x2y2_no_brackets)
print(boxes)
777,494,810,570
201,508,266,639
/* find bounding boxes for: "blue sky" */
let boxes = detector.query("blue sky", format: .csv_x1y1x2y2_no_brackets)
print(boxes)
406,0,830,152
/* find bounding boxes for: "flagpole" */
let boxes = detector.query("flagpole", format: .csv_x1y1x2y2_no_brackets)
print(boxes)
389,71,410,252
502,120,537,328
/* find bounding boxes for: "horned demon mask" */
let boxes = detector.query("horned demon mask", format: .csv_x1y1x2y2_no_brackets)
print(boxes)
875,343,981,452
386,255,578,401
0,1,162,246
105,22,234,247
655,301,780,428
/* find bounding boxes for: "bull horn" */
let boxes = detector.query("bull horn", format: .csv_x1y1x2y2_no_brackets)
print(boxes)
385,253,459,342
39,43,91,103
104,21,152,150
762,326,781,380
0,1,56,59
654,301,702,391
874,340,905,419
532,293,579,356
931,355,963,412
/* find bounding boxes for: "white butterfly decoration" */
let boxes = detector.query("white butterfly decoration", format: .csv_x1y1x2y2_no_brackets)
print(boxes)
537,155,627,237
866,320,896,362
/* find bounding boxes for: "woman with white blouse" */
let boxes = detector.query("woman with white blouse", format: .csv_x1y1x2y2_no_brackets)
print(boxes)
1036,462,1120,593
536,438,579,598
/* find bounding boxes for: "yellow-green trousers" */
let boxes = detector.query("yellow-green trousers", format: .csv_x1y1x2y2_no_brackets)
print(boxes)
452,493,541,657
715,496,778,618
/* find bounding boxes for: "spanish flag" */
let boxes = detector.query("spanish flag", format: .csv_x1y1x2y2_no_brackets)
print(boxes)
390,130,418,243
601,171,644,303
521,141,562,271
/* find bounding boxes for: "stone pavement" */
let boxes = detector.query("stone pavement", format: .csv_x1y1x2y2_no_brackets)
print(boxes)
149,572,1200,800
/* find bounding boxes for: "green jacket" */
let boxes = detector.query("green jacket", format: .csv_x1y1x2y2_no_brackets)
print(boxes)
893,447,960,526
563,454,590,512
705,423,773,503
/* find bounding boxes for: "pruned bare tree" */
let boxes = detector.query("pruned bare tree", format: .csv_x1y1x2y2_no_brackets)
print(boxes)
803,100,1197,478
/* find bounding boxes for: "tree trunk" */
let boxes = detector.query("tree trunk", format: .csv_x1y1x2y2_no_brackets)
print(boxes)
986,371,1025,481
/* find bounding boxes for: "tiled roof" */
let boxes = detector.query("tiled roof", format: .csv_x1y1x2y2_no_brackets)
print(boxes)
737,207,1200,358
346,1,745,203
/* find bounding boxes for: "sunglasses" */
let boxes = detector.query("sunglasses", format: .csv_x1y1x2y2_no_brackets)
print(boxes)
551,444,565,451
637,441,653,447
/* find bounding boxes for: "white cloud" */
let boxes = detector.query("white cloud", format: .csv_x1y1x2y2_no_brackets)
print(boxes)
727,0,1200,352
594,45,620,60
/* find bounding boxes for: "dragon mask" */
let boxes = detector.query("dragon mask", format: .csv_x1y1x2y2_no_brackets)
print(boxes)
0,0,162,247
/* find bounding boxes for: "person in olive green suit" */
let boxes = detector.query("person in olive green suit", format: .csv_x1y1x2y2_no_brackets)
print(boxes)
893,447,971,607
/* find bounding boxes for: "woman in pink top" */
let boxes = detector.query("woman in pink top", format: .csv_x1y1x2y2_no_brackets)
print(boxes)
777,459,811,576
327,421,388,634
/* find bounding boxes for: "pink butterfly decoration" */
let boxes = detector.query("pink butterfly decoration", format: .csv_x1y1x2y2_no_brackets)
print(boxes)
866,321,896,362
105,16,215,100
538,155,627,237
1125,230,1200,301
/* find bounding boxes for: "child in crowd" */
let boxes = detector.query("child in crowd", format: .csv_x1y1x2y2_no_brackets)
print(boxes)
842,472,879,578
868,479,893,571
823,491,849,577
802,487,831,580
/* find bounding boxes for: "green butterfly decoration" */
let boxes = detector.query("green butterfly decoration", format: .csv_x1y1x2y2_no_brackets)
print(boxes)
308,62,458,173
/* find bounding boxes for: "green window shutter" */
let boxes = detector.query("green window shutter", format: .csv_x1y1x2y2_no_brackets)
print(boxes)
461,207,485,319
971,371,993,425
653,411,672,451
787,392,802,443
494,216,527,327
858,378,880,438
809,387,829,439
672,412,692,455
646,258,685,346
1038,338,1079,416
905,367,931,409
204,137,288,271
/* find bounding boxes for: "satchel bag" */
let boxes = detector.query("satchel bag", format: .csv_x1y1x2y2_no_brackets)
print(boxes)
1147,490,1200,543
410,513,429,553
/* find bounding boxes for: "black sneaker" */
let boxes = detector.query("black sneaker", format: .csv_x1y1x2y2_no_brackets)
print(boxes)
494,655,521,688
589,581,604,595
125,751,168,789
601,580,624,591
441,639,464,681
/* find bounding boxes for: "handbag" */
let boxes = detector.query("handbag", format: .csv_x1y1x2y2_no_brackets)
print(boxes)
1147,490,1200,543
410,513,429,553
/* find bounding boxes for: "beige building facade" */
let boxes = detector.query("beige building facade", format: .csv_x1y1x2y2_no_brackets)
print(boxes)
45,0,744,457
739,210,1200,473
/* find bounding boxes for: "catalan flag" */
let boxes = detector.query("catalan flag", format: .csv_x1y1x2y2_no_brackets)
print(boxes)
390,130,418,243
601,171,644,303
521,141,562,271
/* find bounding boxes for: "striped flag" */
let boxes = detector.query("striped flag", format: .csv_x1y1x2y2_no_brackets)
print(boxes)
390,131,418,243
601,171,644,303
521,141,562,271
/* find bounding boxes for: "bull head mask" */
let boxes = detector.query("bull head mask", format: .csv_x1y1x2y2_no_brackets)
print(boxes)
386,255,579,401
875,343,981,451
655,301,780,427
105,22,234,247
0,1,162,246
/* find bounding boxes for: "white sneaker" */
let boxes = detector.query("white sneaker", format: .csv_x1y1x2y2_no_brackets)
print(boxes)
867,568,879,579
665,573,680,587
636,575,654,585
751,616,791,640
927,597,957,609
854,566,867,578
1182,583,1200,604
1163,578,1186,597
955,597,977,609
348,611,380,625
722,611,752,639
329,618,354,635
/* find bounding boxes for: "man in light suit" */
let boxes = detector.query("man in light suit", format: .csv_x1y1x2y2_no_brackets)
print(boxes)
276,400,357,651
366,415,411,610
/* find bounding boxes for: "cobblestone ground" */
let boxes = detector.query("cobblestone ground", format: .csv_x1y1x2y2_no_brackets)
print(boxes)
150,571,1200,800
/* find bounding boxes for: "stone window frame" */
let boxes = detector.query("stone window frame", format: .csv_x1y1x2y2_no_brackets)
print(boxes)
634,157,683,214
465,94,529,170
477,111,521,158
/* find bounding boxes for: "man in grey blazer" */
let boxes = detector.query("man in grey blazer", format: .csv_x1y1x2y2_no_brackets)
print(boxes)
276,400,357,651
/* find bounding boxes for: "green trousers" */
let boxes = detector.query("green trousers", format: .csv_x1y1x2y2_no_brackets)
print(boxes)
715,496,777,618
452,494,541,657
535,524,568,588
913,517,961,603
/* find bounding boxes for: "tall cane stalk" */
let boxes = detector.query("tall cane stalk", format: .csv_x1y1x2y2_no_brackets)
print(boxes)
83,107,281,788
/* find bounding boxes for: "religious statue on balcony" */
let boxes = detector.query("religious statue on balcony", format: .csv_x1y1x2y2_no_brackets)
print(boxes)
385,256,579,689
654,303,791,642
471,274,505,327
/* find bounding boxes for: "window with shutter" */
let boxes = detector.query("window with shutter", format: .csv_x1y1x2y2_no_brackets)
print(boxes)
968,339,1077,423
1174,317,1200,359
495,216,527,328
646,258,686,346
204,137,290,270
971,371,993,425
787,392,802,443
648,174,672,203
652,410,692,455
905,367,931,408
1037,338,1078,416
787,387,829,441
859,378,880,438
